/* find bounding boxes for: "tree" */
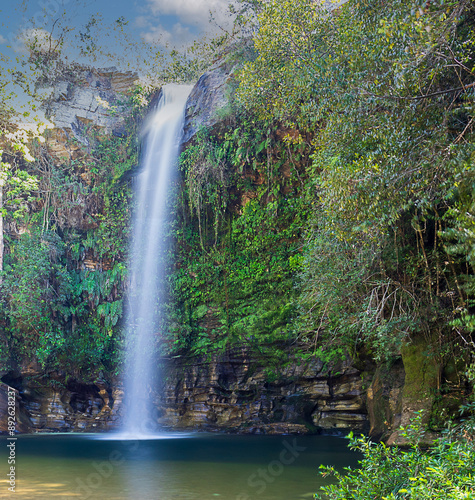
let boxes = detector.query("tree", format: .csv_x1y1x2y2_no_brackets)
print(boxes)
0,128,42,277
236,0,475,364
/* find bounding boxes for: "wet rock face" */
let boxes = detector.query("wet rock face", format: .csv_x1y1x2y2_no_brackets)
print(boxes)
0,384,30,433
1,350,371,435
366,360,405,441
0,376,121,433
1,348,412,436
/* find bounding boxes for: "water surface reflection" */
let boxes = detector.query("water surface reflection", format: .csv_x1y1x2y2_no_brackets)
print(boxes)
0,433,359,499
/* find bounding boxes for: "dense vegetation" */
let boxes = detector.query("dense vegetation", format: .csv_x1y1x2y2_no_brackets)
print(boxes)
0,0,473,397
1,0,475,408
1,0,475,496
166,0,475,387
171,0,475,495
233,0,475,365
317,407,475,499
0,109,141,377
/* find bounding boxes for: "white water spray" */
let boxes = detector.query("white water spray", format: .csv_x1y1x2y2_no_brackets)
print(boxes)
121,85,193,437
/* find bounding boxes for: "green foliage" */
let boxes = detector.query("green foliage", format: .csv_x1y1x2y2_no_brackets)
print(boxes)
0,93,136,377
236,0,331,124
0,231,71,358
233,0,475,366
180,129,231,249
0,225,125,375
168,116,312,363
316,409,475,500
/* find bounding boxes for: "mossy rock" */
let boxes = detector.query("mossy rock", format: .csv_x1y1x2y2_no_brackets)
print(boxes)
366,358,405,440
401,337,439,401
388,336,440,443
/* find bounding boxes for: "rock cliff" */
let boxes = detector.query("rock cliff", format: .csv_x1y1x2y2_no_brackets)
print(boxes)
157,349,370,434
0,347,407,436
43,66,138,160
182,58,235,144
0,350,386,434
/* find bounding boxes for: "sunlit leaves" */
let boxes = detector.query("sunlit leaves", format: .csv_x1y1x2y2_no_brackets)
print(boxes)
236,0,475,360
236,0,335,124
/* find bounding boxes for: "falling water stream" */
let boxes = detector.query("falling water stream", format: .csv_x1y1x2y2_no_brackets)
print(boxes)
0,85,361,500
122,84,193,437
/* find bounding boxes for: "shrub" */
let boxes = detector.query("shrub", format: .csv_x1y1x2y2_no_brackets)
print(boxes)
316,408,475,500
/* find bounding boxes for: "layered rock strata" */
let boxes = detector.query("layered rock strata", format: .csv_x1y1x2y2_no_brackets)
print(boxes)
44,66,138,160
156,350,369,434
1,349,398,435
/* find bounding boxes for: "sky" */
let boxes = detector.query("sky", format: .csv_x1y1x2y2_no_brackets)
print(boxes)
0,0,236,122
0,0,234,54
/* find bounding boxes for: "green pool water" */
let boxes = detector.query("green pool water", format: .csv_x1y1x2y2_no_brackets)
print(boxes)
0,433,359,499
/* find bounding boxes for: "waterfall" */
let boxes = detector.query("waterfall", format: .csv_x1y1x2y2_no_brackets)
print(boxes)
122,84,193,437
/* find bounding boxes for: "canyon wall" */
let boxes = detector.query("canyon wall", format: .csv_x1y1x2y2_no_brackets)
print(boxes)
0,349,406,438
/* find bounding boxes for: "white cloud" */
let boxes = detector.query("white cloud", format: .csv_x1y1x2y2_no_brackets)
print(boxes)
137,0,237,48
14,28,58,55
146,0,232,29
134,16,152,29
142,22,195,48
0,34,6,44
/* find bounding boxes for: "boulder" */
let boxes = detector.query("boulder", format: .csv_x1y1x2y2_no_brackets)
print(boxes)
182,60,234,144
